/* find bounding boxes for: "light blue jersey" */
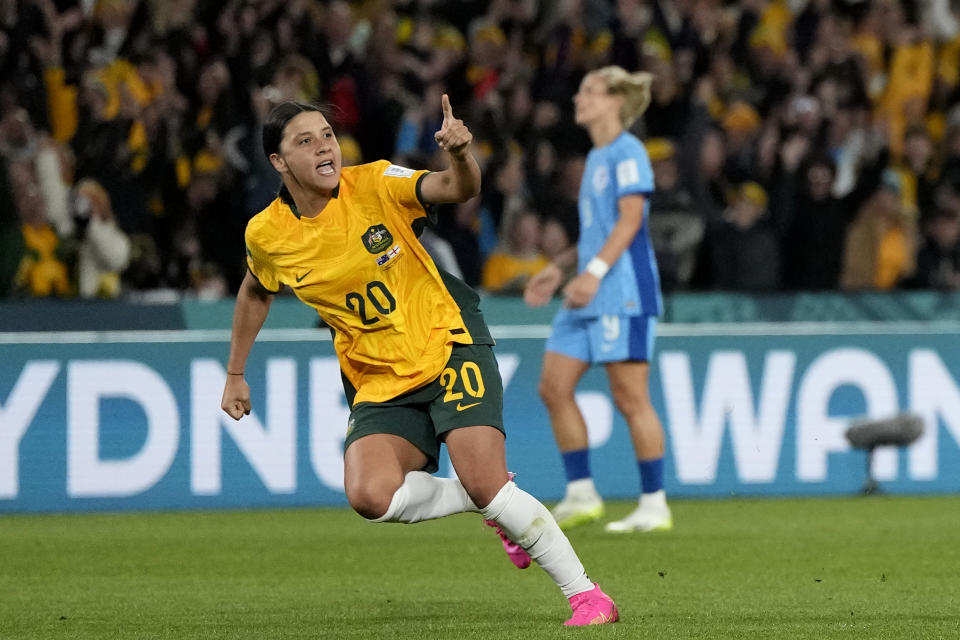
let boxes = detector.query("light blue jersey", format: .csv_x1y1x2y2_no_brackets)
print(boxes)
574,131,662,318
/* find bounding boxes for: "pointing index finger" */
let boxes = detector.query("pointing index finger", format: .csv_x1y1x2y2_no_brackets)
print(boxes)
441,93,453,120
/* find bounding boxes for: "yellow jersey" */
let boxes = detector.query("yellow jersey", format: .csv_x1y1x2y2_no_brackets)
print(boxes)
245,160,493,405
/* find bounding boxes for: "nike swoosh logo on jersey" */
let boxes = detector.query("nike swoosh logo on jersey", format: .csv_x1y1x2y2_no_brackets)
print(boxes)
456,402,481,412
295,271,312,283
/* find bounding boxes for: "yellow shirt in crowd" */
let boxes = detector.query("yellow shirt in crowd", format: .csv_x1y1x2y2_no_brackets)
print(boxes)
482,251,550,294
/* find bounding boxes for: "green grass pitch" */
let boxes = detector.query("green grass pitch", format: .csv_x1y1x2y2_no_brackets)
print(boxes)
2,496,958,639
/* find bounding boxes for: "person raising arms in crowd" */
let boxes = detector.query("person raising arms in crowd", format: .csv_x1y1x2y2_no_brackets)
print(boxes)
220,96,618,626
525,66,672,534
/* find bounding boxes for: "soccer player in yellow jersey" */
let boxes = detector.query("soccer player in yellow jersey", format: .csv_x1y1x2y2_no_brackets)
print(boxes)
220,97,617,626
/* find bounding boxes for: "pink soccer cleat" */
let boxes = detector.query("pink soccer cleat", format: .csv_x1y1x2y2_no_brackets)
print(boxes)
564,583,619,626
484,519,532,569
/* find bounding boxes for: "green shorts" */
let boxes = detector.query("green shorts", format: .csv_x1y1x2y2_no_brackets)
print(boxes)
343,344,505,473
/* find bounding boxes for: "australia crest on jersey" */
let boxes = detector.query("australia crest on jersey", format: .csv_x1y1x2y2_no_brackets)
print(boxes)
362,224,393,254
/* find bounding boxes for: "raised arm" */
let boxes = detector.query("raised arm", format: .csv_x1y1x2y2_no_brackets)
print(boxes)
418,94,481,205
221,270,275,420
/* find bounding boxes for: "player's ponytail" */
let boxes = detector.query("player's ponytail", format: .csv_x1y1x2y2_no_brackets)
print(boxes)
590,66,653,128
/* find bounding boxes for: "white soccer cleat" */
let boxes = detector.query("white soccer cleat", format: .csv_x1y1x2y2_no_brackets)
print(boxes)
604,504,673,533
551,481,604,530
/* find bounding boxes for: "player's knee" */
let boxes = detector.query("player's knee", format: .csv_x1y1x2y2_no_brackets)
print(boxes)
538,376,573,408
346,479,398,520
461,476,506,510
612,390,651,420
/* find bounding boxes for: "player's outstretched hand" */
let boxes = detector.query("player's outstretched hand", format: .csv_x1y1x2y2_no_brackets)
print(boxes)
221,375,251,421
524,263,563,307
434,94,472,157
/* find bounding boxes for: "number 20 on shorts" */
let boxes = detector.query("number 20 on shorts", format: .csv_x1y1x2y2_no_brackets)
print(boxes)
439,362,485,403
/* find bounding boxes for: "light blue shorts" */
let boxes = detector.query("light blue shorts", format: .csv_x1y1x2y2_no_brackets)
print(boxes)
545,310,657,364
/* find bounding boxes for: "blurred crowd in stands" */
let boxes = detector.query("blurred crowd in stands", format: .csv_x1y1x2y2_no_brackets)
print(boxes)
3,0,960,300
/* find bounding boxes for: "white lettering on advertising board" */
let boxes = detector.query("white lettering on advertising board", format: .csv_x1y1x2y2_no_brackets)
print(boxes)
67,360,179,497
660,351,795,483
908,349,960,480
0,361,60,498
191,358,297,495
3,346,960,500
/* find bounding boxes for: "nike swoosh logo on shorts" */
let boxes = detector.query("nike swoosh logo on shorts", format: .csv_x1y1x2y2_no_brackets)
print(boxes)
456,402,481,411
296,271,312,282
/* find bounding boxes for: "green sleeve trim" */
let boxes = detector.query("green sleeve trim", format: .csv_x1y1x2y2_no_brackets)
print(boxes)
412,172,438,235
415,171,430,207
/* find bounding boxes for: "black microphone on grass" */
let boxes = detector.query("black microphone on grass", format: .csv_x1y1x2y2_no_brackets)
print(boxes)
845,413,924,495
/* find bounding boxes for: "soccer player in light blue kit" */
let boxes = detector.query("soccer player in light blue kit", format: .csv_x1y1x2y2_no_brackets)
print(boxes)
525,66,671,533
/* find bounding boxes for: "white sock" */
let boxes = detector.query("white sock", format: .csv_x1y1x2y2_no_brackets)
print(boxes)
566,477,599,498
371,471,478,523
640,489,667,510
481,481,594,598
